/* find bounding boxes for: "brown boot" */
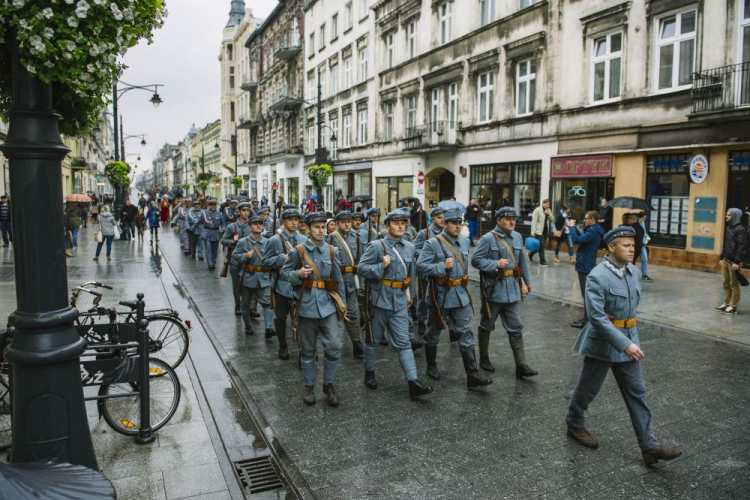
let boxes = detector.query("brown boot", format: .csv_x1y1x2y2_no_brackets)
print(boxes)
642,446,681,467
302,386,315,405
322,384,340,407
566,425,599,448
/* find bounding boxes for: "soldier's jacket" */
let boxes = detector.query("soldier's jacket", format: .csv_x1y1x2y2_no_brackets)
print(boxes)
470,226,531,304
360,221,381,243
412,225,442,255
329,229,362,294
262,230,308,298
573,256,642,363
186,208,202,233
222,207,238,226
403,226,417,243
221,220,251,267
191,209,224,241
416,231,471,309
261,215,275,239
232,234,271,288
281,239,345,319
171,206,189,228
358,234,416,311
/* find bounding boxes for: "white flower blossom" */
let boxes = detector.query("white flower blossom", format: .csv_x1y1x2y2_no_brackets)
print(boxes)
64,0,75,4
122,7,133,21
67,16,79,27
43,27,54,38
42,7,53,18
93,0,106,4
26,64,36,74
63,40,76,51
110,3,123,21
44,61,54,68
12,0,25,8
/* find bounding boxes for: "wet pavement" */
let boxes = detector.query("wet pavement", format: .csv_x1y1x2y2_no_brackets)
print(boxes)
155,227,750,499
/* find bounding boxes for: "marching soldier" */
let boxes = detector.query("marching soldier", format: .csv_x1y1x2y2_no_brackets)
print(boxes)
361,208,381,243
413,207,445,338
350,210,364,241
470,207,537,378
221,202,252,315
328,210,365,358
250,198,260,216
259,206,275,238
417,208,492,389
186,200,205,260
222,198,239,226
357,209,433,400
282,212,345,406
232,215,275,337
171,198,191,254
566,226,681,466
262,208,307,359
191,198,224,271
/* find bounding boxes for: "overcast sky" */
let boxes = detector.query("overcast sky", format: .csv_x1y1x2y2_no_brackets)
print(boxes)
117,0,274,175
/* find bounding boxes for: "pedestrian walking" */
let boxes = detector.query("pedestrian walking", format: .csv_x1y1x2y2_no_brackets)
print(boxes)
135,208,146,242
90,196,99,223
417,208,493,390
554,204,575,264
121,199,138,241
358,209,434,400
159,197,170,225
146,201,161,243
64,201,83,250
716,208,748,314
470,207,537,378
566,226,682,467
93,205,115,261
410,199,428,233
63,210,73,258
597,197,613,232
569,211,605,328
186,200,205,260
304,197,317,214
638,212,652,281
221,202,252,315
529,199,553,265
625,213,645,270
233,215,275,337
465,198,481,246
0,194,12,247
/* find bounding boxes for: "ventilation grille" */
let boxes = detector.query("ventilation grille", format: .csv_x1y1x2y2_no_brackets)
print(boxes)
233,455,285,495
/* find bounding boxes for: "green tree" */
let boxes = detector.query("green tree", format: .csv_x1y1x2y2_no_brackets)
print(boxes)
104,161,131,188
230,176,243,194
198,180,209,195
307,164,332,210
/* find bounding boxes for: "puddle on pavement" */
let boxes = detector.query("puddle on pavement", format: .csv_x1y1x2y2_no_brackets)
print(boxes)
223,387,268,451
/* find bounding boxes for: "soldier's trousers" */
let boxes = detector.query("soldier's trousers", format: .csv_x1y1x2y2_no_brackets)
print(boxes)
230,266,241,309
343,288,361,346
424,304,475,352
365,306,417,381
479,300,524,340
203,239,219,268
299,313,342,387
273,291,294,349
567,357,658,452
188,232,204,258
240,285,273,332
179,224,188,249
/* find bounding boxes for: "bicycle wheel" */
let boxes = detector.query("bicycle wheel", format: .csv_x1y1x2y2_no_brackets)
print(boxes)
0,362,11,451
144,316,189,370
99,358,181,436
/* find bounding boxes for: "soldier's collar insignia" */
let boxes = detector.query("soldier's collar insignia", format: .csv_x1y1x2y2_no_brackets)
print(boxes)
603,258,632,278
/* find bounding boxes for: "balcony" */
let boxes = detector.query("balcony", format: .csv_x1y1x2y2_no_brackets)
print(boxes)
240,73,258,92
690,62,750,120
237,110,261,130
402,121,459,151
259,142,304,163
274,38,302,62
268,84,304,113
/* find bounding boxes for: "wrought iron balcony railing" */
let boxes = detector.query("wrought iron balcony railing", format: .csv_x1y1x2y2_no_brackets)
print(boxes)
402,121,458,150
691,61,750,115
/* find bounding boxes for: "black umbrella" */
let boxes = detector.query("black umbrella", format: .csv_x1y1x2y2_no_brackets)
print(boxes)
0,461,116,499
608,196,651,212
348,195,372,203
399,196,420,204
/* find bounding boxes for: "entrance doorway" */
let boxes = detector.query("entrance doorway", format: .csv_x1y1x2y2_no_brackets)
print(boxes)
424,168,456,209
727,169,750,265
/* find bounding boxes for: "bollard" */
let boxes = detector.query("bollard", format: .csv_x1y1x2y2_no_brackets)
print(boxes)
135,293,155,445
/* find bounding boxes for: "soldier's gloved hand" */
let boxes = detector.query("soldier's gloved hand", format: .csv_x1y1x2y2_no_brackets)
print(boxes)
383,255,391,268
444,258,454,269
496,258,509,269
624,343,645,361
246,250,254,259
298,265,312,278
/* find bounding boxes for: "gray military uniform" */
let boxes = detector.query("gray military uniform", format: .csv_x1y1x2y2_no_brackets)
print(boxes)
221,220,251,310
329,229,362,349
232,234,274,333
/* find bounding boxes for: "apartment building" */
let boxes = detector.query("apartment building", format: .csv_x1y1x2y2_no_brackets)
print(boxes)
191,119,223,200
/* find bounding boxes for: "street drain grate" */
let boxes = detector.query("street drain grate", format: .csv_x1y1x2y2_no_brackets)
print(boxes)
234,456,285,495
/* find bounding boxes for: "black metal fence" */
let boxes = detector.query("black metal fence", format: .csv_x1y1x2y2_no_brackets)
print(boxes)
402,121,458,150
691,61,750,114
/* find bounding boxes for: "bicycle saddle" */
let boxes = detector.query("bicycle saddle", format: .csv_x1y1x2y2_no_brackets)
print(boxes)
119,300,138,310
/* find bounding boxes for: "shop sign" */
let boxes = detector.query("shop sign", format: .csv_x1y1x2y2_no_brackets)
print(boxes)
688,154,709,184
551,155,612,178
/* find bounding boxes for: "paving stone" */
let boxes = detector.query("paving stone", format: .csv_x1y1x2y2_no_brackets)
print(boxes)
163,462,227,499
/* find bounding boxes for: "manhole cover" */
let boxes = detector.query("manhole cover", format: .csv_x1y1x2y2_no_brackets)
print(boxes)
233,455,285,495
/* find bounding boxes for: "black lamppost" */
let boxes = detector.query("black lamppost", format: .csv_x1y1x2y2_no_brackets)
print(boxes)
0,41,97,468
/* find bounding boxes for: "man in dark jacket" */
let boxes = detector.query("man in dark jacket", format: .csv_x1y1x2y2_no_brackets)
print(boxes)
598,198,613,232
627,213,644,267
570,211,605,328
121,199,138,241
465,198,481,246
0,194,11,247
410,200,428,232
717,208,749,314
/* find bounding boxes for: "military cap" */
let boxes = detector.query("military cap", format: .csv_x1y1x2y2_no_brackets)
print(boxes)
229,198,239,204
430,207,444,216
182,198,192,204
192,200,202,206
282,204,296,210
334,210,352,221
251,198,259,204
494,206,517,219
384,209,410,224
207,198,218,205
304,211,328,225
248,215,263,225
365,207,381,218
237,202,251,210
351,211,364,220
256,206,270,214
604,225,636,246
281,208,302,220
443,208,463,222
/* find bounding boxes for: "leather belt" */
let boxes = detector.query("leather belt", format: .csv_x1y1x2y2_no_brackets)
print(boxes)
303,279,339,291
484,269,518,280
243,264,269,273
378,278,412,289
435,275,469,288
607,314,637,328
340,265,358,273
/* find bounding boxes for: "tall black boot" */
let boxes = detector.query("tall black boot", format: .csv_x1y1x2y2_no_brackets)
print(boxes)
408,379,433,399
478,328,494,372
510,337,538,378
461,349,492,389
425,346,440,380
275,320,289,360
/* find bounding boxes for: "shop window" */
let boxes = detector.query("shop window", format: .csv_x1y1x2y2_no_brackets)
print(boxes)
470,162,542,231
376,176,413,214
288,177,299,208
646,154,690,248
552,178,614,224
656,9,697,91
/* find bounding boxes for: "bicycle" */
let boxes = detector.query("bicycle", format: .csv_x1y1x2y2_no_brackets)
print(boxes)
71,282,191,370
0,327,11,452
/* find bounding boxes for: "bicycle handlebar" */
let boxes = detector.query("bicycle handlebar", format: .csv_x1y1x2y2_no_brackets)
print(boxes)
73,287,102,298
77,281,113,290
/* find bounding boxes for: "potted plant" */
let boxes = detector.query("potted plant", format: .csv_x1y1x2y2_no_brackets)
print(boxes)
307,163,332,211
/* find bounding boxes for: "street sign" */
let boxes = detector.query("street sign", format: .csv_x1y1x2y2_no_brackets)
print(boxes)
417,171,424,185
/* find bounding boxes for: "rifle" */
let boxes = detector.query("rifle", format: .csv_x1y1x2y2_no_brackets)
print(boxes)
479,273,492,319
220,222,239,278
291,251,308,343
363,281,373,343
429,277,447,331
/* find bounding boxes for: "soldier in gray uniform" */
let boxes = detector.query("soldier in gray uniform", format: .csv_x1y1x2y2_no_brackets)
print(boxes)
186,200,205,260
413,207,445,338
361,208,381,243
358,209,433,400
259,206,275,238
328,210,365,358
171,198,191,254
470,206,538,378
191,198,224,270
566,226,682,466
282,212,345,406
232,215,274,336
222,202,252,315
417,208,492,389
222,198,239,226
262,208,307,360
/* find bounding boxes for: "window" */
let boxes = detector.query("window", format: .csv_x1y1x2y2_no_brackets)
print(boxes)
345,2,353,29
405,96,417,136
386,33,395,69
343,112,352,147
520,0,537,8
230,102,235,122
308,124,316,154
440,2,452,45
407,21,417,59
307,72,315,101
320,24,326,49
229,66,235,89
646,154,690,248
309,33,315,57
471,162,542,229
331,63,339,95
359,48,368,82
227,44,233,61
330,119,338,160
358,109,368,145
516,59,536,115
656,9,697,90
332,13,338,40
741,0,750,104
480,0,495,27
591,32,622,103
384,102,394,141
319,67,327,99
344,57,352,88
477,72,494,123
360,0,368,20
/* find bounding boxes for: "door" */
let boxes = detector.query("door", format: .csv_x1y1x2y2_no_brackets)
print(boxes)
727,171,750,265
439,170,455,201
448,83,458,144
431,89,440,145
